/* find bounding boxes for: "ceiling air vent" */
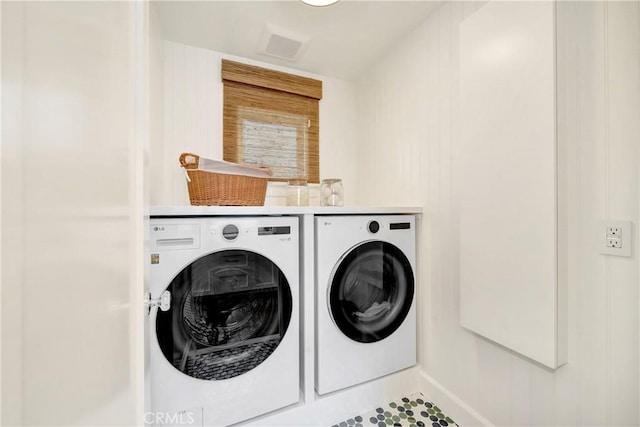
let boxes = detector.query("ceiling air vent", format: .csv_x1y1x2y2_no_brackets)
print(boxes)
258,23,310,62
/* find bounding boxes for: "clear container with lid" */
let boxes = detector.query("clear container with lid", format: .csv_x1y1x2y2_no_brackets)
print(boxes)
320,178,343,206
286,179,309,206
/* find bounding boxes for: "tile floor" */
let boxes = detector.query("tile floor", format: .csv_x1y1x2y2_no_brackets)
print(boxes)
331,393,459,427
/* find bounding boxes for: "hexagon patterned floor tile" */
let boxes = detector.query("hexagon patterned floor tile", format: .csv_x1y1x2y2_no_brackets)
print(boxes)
330,393,459,427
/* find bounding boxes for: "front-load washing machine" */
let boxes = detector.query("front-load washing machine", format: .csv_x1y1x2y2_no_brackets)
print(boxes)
148,216,299,426
315,215,416,395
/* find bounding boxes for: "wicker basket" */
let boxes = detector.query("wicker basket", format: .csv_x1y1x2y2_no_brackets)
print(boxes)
179,153,271,206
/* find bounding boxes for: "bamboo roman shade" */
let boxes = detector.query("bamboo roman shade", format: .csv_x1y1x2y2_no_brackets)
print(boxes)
222,59,322,183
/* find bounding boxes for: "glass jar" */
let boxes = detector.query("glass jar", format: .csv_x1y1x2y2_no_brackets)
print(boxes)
286,179,309,206
320,178,343,206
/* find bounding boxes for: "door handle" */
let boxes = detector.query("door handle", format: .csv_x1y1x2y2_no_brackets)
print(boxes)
144,290,171,314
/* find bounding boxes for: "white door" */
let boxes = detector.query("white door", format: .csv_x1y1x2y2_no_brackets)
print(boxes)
1,1,147,425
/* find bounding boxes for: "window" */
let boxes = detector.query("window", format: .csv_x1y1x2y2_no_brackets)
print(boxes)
221,59,322,183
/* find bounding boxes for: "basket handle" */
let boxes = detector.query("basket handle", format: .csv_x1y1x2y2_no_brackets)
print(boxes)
179,152,199,169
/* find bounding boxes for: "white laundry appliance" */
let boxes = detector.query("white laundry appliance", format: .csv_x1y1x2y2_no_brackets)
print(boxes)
315,215,417,395
148,216,299,426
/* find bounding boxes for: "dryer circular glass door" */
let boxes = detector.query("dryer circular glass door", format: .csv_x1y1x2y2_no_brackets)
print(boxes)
329,241,414,343
156,250,293,380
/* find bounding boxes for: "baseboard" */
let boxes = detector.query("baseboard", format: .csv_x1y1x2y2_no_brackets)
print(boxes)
417,370,495,427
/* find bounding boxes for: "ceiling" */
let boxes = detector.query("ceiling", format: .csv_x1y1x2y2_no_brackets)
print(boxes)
155,1,444,81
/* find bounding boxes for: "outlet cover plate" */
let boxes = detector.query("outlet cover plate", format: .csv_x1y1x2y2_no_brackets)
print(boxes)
600,220,632,257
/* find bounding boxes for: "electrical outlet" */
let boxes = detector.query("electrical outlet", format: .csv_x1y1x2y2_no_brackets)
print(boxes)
600,221,632,256
606,237,621,248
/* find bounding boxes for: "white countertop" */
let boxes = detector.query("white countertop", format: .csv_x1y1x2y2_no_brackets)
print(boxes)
150,205,423,217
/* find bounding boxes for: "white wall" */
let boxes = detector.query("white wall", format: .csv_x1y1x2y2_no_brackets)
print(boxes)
356,1,639,426
149,5,165,211
153,41,359,207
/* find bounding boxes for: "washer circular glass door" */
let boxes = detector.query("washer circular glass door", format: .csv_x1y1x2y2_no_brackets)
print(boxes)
156,250,292,380
329,241,414,343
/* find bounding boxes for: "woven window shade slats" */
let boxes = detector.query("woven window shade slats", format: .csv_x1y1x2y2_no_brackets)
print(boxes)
223,81,320,183
222,60,321,183
221,59,322,100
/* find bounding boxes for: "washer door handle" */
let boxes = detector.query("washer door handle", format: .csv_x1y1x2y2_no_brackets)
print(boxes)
144,290,171,314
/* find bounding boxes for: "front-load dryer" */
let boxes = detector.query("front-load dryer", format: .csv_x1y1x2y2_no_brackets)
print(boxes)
148,216,299,426
315,215,416,395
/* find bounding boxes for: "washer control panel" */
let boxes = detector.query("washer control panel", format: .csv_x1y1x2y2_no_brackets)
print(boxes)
151,223,201,250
